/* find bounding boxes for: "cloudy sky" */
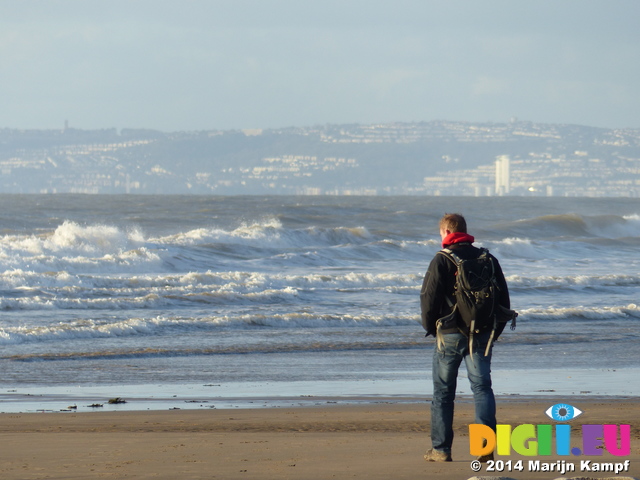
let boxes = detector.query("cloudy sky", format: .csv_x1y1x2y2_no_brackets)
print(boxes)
1,0,639,131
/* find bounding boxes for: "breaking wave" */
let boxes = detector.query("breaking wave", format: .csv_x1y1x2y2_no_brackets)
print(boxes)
495,212,640,239
0,312,416,346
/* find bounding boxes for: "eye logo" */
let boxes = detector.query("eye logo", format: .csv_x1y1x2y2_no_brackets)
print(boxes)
545,403,583,422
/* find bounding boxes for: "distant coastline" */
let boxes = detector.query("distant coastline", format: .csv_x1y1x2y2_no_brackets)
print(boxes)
1,120,639,196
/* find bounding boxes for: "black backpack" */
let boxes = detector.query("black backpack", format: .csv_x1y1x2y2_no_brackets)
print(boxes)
439,247,496,332
437,247,517,355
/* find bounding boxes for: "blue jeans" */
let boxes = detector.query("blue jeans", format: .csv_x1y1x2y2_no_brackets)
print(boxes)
431,331,496,453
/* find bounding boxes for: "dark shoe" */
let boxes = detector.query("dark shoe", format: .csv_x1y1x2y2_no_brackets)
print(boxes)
477,438,494,462
477,452,494,462
424,448,452,462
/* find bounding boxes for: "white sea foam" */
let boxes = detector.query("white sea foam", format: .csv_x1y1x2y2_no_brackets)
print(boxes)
3,255,640,313
0,269,422,312
0,222,161,274
1,299,638,347
0,312,416,346
153,218,371,249
0,269,419,291
518,303,640,320
3,221,144,255
508,273,640,289
488,237,541,259
2,302,637,352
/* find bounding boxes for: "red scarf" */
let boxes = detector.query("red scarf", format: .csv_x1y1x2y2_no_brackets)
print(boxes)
442,232,475,248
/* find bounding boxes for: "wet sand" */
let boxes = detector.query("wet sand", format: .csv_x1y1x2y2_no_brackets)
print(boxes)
0,398,638,479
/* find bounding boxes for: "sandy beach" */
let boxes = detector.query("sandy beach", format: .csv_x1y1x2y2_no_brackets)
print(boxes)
0,397,638,480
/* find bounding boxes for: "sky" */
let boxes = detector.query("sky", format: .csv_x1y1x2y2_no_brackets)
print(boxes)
1,0,639,132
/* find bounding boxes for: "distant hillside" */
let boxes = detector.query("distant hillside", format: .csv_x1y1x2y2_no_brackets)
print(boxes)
1,121,639,196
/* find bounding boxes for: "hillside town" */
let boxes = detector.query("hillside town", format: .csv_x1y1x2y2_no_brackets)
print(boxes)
1,120,639,196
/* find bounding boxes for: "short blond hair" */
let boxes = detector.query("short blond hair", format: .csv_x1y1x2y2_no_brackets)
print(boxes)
439,213,467,233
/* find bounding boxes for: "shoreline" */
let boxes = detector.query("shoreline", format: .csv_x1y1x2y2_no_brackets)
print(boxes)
2,387,639,414
3,366,639,414
0,398,638,479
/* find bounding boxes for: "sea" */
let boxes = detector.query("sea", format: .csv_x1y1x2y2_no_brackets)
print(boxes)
0,194,639,412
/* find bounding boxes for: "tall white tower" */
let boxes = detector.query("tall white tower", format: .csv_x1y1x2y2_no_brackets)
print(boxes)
495,155,510,195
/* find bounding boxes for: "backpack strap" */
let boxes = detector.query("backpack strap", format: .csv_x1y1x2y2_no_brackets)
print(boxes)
439,246,491,264
438,247,460,264
436,249,458,308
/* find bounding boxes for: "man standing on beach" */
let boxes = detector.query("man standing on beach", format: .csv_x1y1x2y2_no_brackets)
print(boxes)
420,213,512,462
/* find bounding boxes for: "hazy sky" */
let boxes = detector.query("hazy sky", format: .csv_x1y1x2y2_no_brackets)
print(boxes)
2,0,639,131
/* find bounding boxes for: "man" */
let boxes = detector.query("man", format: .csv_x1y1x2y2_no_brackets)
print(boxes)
420,213,511,462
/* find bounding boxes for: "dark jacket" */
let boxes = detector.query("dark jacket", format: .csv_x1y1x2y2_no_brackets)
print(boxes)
420,239,510,338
